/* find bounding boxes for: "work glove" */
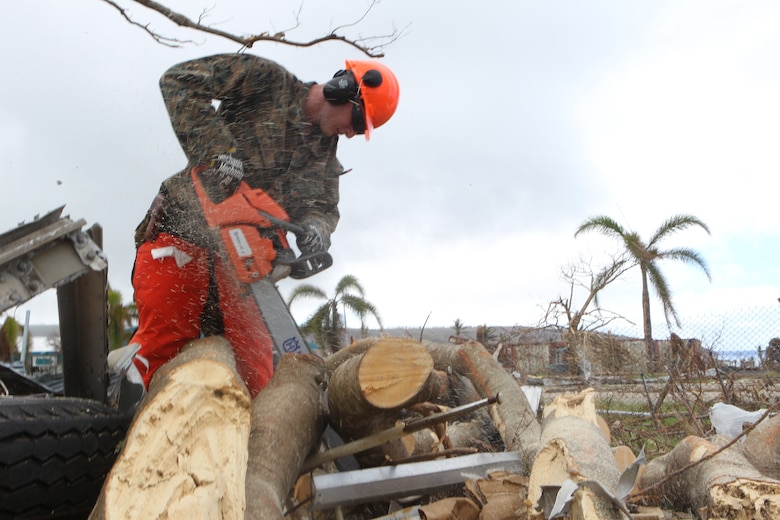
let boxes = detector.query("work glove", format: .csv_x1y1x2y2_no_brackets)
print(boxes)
296,218,331,255
199,152,245,202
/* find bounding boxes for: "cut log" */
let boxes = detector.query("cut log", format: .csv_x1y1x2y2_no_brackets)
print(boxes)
90,336,251,520
423,340,542,472
739,412,780,480
326,338,447,467
245,354,327,519
329,337,444,412
635,434,780,518
528,389,623,520
323,337,381,377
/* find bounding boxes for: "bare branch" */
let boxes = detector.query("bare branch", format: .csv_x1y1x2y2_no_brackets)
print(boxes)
99,0,194,47
541,254,634,334
102,0,406,57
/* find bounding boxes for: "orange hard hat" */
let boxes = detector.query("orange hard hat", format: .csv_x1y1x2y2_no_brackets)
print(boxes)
345,60,400,140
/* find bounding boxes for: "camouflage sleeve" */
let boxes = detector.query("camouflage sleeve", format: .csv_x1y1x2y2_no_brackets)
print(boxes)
159,54,287,167
313,155,341,237
283,140,342,238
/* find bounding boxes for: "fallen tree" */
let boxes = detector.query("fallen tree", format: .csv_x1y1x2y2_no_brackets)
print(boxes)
245,354,327,519
528,389,623,520
635,434,780,518
739,412,780,481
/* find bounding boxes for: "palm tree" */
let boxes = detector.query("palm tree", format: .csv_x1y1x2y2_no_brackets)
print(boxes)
287,274,382,354
575,214,711,368
452,318,467,338
107,288,137,350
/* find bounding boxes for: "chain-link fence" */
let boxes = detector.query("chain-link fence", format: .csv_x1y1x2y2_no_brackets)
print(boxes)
500,304,780,378
612,304,780,371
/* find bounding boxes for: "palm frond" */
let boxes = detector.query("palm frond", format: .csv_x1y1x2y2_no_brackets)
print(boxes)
574,215,626,239
661,247,712,281
649,214,710,247
335,274,365,297
341,294,383,329
646,261,680,328
288,284,328,305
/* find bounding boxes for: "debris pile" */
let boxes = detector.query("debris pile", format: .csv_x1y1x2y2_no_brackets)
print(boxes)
91,336,780,519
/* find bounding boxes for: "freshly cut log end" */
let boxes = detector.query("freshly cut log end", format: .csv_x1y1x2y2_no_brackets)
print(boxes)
543,388,605,436
708,478,780,519
90,337,252,520
637,435,780,517
358,337,435,409
529,389,622,520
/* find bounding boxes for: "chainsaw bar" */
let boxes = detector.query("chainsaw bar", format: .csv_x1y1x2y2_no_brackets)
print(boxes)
249,277,313,364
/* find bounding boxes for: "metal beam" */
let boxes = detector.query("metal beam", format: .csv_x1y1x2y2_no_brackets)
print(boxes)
309,451,523,511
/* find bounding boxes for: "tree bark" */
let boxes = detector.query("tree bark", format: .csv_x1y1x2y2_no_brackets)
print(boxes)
323,337,381,378
636,435,780,518
422,340,542,472
739,413,780,480
528,389,623,520
90,336,252,520
245,354,327,519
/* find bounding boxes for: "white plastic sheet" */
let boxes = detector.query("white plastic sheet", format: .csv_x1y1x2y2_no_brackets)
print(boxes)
709,402,767,438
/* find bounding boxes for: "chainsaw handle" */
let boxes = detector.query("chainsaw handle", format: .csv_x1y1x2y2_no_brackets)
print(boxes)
276,250,333,279
262,213,332,279
257,210,306,236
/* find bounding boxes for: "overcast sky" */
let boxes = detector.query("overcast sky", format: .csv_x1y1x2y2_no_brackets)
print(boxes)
2,1,778,339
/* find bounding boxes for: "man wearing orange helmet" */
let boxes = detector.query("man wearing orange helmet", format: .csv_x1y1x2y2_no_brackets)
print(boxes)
126,54,400,399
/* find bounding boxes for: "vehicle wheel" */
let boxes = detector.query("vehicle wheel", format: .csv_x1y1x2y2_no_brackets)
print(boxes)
0,396,132,519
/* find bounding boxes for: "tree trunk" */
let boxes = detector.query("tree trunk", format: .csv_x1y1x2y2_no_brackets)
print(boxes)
640,266,656,371
528,389,623,520
739,413,780,480
332,337,443,411
636,435,780,518
422,340,542,472
90,336,252,520
245,354,327,519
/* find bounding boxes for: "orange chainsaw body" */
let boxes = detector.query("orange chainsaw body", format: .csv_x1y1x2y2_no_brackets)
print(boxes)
190,168,291,283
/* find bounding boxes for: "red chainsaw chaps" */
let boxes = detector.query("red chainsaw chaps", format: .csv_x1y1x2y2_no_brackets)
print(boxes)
191,168,291,283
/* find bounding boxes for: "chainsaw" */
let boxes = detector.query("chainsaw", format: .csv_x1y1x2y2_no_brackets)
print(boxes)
190,168,331,363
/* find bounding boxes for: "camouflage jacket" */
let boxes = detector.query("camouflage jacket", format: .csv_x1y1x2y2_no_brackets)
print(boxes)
137,54,342,248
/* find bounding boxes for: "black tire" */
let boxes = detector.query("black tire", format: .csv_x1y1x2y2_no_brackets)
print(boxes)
0,397,132,519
